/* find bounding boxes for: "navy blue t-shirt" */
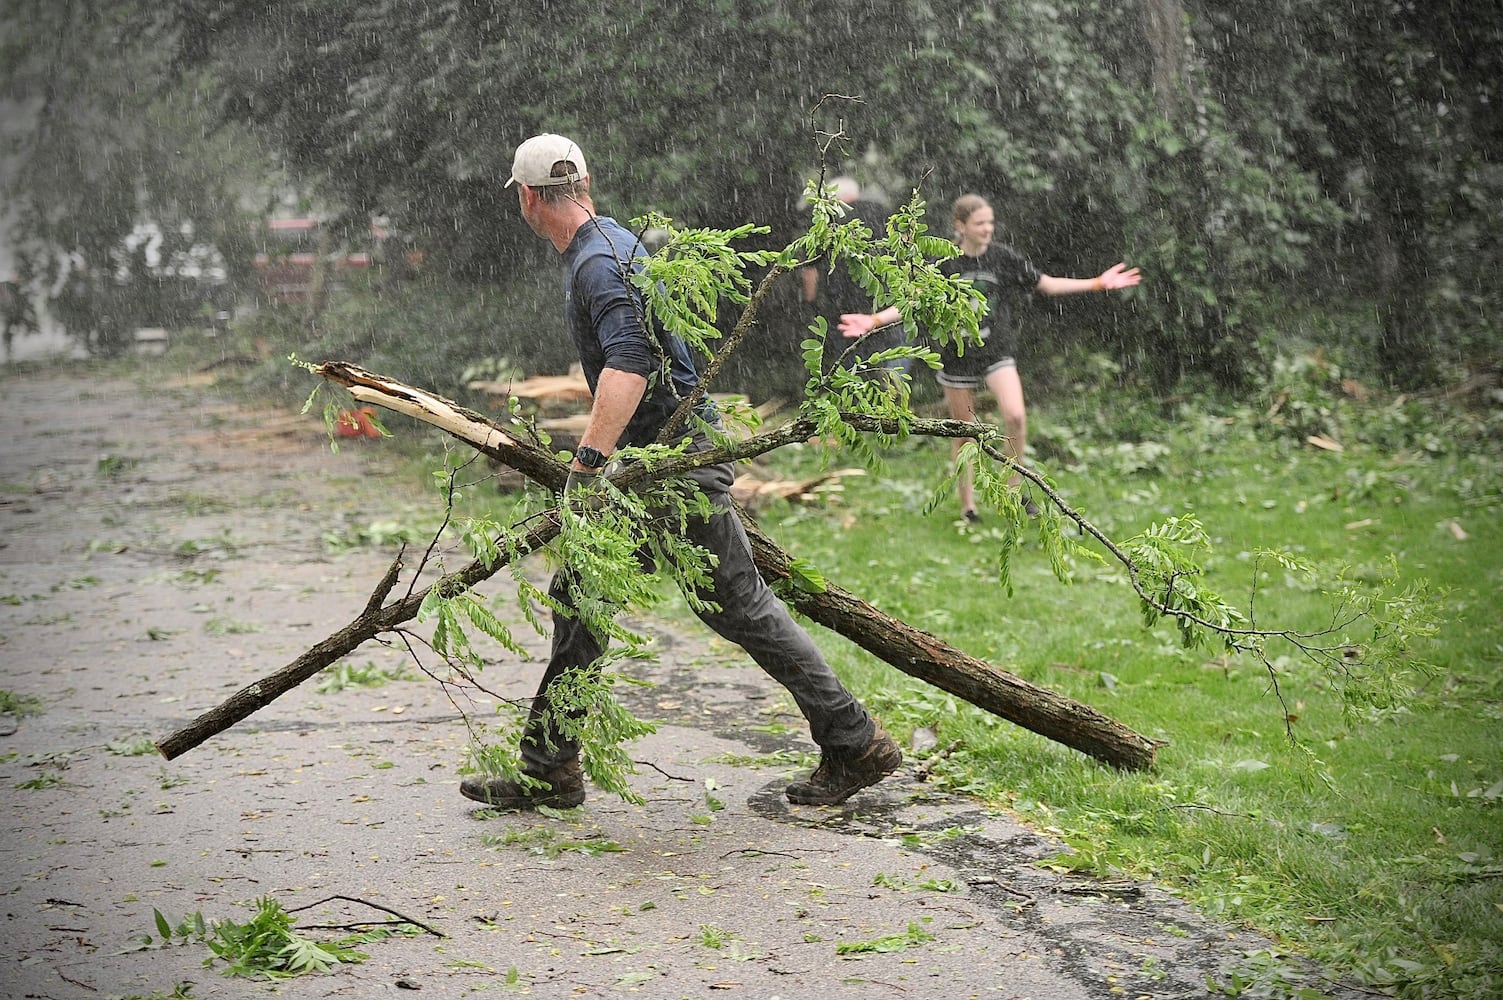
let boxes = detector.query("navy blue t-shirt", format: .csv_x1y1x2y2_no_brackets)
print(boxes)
562,216,703,447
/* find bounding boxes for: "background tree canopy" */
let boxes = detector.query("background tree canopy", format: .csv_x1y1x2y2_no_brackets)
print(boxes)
4,0,1499,392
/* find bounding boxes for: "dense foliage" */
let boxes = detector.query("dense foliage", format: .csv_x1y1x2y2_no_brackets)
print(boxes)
0,1,264,356
2,1,1498,386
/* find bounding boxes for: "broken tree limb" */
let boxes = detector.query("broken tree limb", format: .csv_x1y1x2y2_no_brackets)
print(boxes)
739,514,1161,771
158,363,1159,770
156,520,560,761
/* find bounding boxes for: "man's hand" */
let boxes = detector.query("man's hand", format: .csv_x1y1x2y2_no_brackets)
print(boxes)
563,467,603,512
1095,263,1142,291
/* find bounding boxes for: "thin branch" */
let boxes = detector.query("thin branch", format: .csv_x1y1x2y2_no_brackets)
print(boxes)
405,451,482,601
658,260,790,442
911,739,964,782
1162,803,1262,820
721,848,801,861
632,759,695,782
967,877,1037,909
364,547,405,617
155,514,562,760
393,628,530,752
954,427,1342,649
284,894,445,938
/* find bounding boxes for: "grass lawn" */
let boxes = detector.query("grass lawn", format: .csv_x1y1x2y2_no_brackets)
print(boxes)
740,388,1501,999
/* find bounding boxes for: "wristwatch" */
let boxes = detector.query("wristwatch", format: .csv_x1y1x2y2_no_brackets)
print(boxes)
574,445,609,470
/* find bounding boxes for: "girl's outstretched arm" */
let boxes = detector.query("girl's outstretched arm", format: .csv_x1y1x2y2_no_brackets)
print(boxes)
1037,262,1141,296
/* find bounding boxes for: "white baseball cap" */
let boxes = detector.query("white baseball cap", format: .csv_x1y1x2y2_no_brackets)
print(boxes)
505,134,588,188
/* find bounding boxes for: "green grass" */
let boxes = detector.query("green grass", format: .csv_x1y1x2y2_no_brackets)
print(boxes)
747,400,1502,999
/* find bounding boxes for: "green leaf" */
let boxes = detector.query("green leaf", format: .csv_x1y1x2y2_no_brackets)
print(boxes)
787,557,827,594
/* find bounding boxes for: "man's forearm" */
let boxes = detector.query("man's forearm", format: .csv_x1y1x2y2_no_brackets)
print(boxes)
577,367,648,461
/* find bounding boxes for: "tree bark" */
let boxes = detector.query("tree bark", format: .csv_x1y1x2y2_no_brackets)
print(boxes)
740,519,1159,771
157,363,1159,770
1143,0,1185,115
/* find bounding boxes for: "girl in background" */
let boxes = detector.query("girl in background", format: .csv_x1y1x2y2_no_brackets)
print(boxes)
841,193,1141,521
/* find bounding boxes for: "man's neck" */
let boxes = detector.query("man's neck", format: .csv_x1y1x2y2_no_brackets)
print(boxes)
547,200,597,253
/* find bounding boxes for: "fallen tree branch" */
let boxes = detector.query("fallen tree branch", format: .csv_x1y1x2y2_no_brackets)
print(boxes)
157,363,1159,770
155,516,560,761
738,513,1160,771
284,894,446,938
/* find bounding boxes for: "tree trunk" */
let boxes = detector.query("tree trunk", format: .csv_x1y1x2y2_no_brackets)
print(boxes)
1143,0,1185,115
1367,138,1435,389
157,363,1159,770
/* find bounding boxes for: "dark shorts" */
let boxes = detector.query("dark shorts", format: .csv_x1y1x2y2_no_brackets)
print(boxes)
933,326,1017,389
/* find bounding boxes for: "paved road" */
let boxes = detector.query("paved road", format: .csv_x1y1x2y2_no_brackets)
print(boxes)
0,367,1354,999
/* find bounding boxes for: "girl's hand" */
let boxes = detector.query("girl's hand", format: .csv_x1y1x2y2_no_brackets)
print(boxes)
838,312,877,339
1096,263,1142,291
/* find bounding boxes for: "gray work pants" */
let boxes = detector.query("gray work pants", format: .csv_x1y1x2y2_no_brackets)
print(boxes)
520,460,875,771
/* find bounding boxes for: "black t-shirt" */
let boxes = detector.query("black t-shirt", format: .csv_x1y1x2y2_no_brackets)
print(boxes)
820,199,898,367
821,199,888,318
933,243,1040,374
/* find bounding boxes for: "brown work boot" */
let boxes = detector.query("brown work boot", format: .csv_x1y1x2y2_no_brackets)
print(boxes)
459,759,586,811
786,726,903,805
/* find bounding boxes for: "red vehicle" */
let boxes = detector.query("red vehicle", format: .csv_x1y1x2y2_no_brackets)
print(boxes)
253,217,423,306
252,218,368,305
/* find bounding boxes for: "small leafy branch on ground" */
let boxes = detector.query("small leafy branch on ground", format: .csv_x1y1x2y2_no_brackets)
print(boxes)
95,454,138,478
107,735,160,756
14,771,64,790
130,907,208,951
834,919,937,956
0,689,43,718
315,659,410,694
117,985,197,1000
324,517,432,553
476,822,623,856
202,615,259,636
131,897,370,980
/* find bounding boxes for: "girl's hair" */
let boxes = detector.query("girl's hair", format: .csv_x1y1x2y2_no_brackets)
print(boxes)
951,193,990,224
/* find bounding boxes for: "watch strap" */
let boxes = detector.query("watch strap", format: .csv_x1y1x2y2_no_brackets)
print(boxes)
574,445,608,469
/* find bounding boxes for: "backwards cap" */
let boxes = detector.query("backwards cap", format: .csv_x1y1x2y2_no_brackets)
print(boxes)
506,134,588,188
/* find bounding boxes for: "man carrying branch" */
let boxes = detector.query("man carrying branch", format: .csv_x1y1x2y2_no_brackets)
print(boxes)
459,133,901,811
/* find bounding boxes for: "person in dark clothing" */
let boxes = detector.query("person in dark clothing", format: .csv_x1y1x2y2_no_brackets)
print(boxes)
803,176,907,373
460,134,901,812
840,192,1140,521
